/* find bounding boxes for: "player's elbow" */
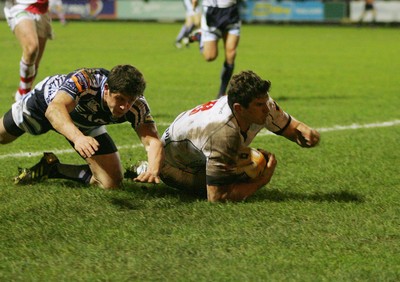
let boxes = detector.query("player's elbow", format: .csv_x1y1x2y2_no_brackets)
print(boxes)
45,103,58,121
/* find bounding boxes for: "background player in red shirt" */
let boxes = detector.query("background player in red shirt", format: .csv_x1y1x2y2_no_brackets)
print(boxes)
4,0,53,101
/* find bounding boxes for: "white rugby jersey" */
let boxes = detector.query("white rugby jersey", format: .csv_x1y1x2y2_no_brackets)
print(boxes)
202,0,237,8
161,95,290,185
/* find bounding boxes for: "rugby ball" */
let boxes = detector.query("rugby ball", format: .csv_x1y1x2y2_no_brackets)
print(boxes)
237,147,267,179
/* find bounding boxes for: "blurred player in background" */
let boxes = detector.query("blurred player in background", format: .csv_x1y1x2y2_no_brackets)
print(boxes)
359,0,377,24
0,65,164,189
175,0,202,48
130,71,320,202
190,0,241,98
4,0,53,101
49,0,67,25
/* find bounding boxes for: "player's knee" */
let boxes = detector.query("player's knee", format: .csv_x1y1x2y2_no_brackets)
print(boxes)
104,176,123,189
0,138,11,145
0,131,17,145
203,51,217,62
22,44,39,63
205,56,217,62
225,52,236,64
92,173,123,190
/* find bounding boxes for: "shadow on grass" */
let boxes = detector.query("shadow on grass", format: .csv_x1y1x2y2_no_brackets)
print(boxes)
119,182,201,202
109,197,146,210
251,189,365,203
123,182,365,204
54,181,364,208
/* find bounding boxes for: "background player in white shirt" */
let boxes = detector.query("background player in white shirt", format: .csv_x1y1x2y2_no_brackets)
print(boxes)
159,70,320,202
175,0,202,48
191,0,241,98
49,0,66,25
4,0,53,101
0,65,164,189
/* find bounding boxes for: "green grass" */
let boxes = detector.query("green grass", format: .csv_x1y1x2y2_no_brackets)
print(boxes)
1,21,399,281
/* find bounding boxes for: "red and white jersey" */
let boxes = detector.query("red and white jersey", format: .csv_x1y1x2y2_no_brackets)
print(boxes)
6,0,49,14
161,95,290,185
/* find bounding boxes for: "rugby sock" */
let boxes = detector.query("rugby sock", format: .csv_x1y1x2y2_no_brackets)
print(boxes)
17,59,36,97
49,163,92,184
185,24,195,37
176,25,188,42
217,61,234,98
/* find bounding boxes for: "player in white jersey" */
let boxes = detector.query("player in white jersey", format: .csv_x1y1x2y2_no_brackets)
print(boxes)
4,0,53,101
159,70,320,202
190,0,241,98
49,0,66,25
0,65,164,189
175,0,202,48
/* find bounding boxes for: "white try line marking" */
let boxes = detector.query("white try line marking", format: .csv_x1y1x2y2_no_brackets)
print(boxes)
0,119,399,160
259,119,400,136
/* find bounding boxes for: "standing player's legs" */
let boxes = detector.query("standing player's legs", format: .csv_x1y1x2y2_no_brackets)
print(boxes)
13,19,40,100
175,11,190,47
218,32,240,98
200,19,240,98
35,36,48,77
50,1,67,25
202,39,218,62
31,12,52,91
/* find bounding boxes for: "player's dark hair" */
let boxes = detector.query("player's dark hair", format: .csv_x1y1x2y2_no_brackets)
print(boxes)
227,70,271,109
107,64,146,98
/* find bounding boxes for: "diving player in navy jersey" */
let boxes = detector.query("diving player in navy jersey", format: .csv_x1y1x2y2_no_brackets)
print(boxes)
0,64,164,189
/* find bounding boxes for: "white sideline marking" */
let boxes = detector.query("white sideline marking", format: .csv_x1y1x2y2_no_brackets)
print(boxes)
0,120,399,160
259,119,400,136
0,144,143,160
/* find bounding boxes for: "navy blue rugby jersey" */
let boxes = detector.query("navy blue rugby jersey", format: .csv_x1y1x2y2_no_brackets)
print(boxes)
29,68,154,132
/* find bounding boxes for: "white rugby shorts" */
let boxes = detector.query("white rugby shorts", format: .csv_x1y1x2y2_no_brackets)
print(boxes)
4,4,53,39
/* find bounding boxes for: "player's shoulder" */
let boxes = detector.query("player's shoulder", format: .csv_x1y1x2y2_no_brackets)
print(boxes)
128,96,152,118
66,67,107,91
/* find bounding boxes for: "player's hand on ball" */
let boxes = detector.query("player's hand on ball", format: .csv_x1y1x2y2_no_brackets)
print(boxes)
259,152,277,186
256,148,270,162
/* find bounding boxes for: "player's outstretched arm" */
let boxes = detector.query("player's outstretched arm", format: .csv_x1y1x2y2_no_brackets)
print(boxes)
134,123,164,184
282,117,320,148
45,91,99,158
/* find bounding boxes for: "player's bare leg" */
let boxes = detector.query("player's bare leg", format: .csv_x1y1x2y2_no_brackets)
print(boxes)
85,152,124,189
217,33,239,98
202,40,218,62
14,19,40,100
0,117,19,144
